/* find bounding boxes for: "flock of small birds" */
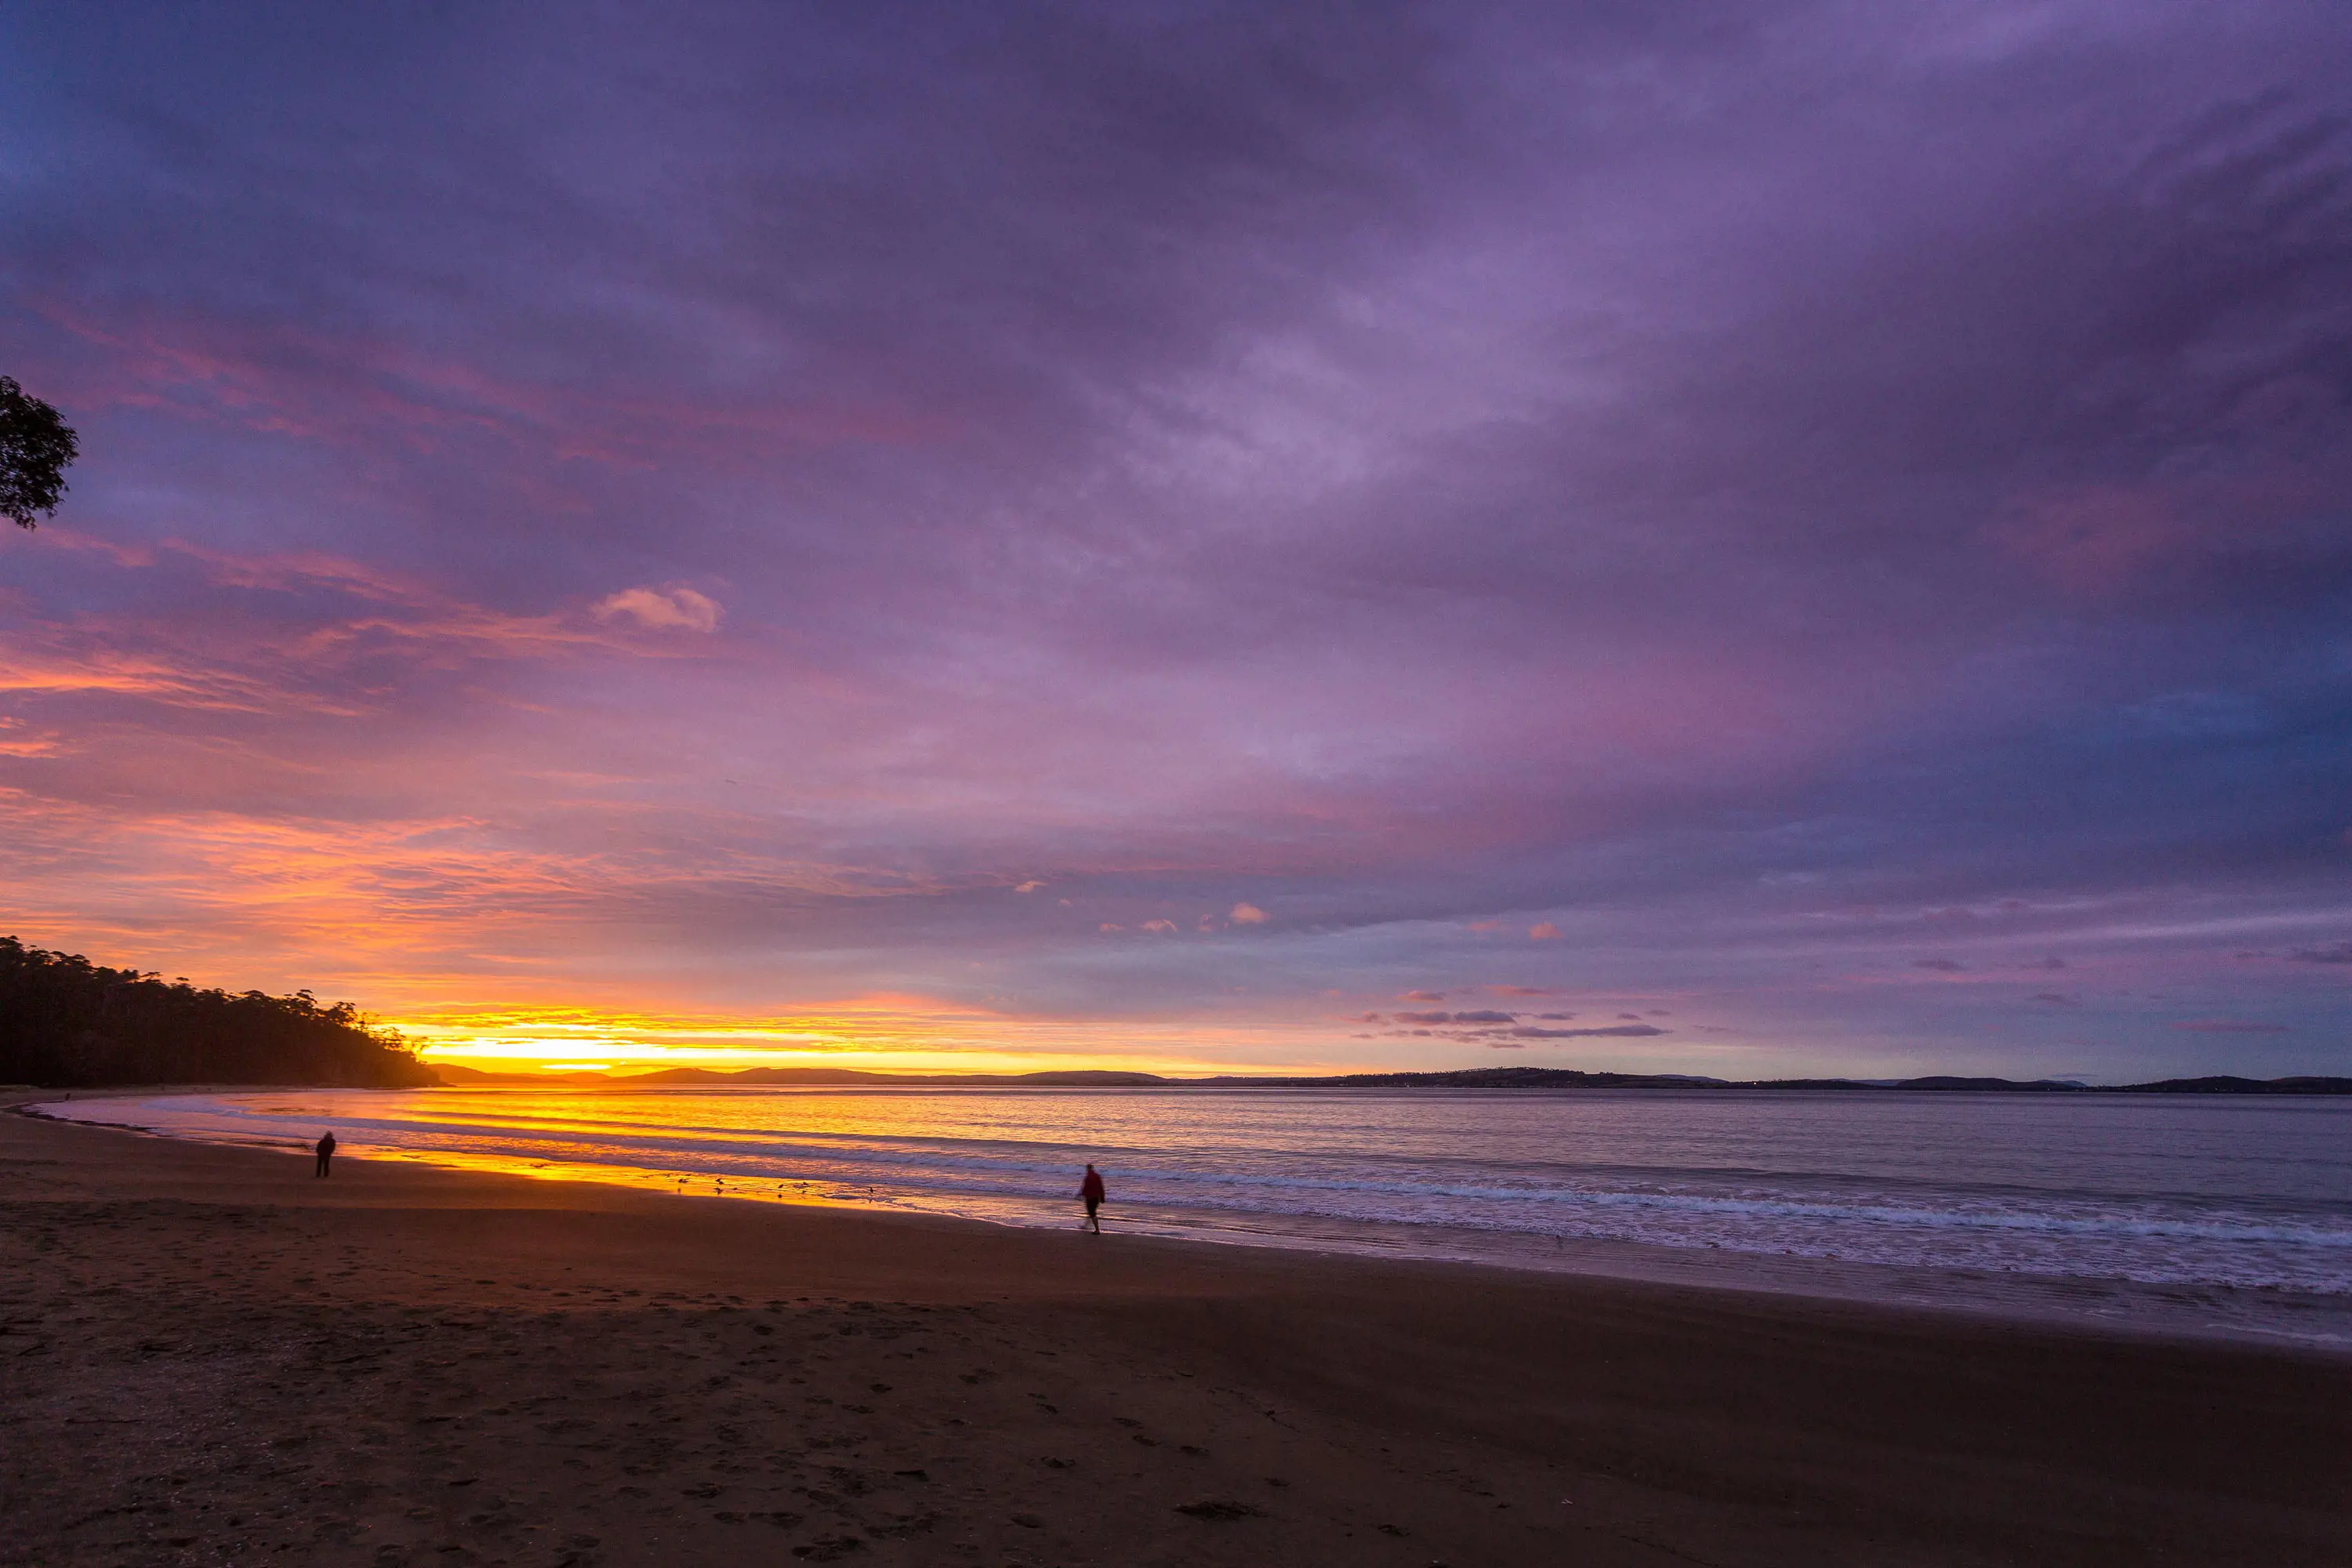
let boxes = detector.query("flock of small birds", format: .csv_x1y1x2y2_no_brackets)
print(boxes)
665,1174,881,1203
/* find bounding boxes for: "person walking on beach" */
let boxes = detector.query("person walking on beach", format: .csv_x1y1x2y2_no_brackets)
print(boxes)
314,1131,336,1178
1079,1163,1106,1232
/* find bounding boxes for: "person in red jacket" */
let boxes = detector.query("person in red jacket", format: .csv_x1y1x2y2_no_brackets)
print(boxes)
1078,1163,1106,1232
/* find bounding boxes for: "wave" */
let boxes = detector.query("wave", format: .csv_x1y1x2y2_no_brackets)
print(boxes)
318,1127,2352,1251
45,1091,2352,1297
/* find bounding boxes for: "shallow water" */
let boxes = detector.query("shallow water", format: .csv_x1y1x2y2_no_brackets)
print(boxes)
43,1085,2352,1344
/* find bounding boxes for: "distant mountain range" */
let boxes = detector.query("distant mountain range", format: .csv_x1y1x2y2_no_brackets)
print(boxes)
427,1062,2352,1094
19,935,2335,1098
429,1064,1172,1088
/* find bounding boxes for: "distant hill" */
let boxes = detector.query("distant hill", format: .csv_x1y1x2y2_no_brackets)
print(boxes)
0,935,434,1089
1198,1067,2350,1094
16,934,2331,1099
623,1066,894,1085
609,1066,1168,1087
429,1064,620,1087
1876,1076,2084,1092
425,1064,1174,1088
2116,1075,2352,1095
1194,1066,1732,1090
419,1062,2352,1095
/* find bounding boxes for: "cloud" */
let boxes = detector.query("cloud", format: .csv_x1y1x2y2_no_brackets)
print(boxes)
4,3,2349,1080
1140,919,1179,935
1229,902,1268,924
592,586,720,633
2288,943,2352,964
1914,959,1965,973
2030,992,2078,1007
2170,1019,2289,1034
1392,1011,1451,1025
1509,1024,1668,1039
1401,990,1447,1002
1014,880,1044,893
1448,1010,1516,1024
2030,956,2068,970
1492,985,1555,996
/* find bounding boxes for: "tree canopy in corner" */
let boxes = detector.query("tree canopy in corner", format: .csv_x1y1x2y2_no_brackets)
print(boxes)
1,376,78,529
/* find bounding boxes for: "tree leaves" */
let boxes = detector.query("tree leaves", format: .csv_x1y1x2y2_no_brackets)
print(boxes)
1,376,78,530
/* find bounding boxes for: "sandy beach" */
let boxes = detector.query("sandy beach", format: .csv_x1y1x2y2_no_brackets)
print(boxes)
4,1103,2347,1567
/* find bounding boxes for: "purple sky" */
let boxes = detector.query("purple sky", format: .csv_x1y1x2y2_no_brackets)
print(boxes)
2,2,2348,1078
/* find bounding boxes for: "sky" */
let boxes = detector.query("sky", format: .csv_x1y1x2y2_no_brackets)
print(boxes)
2,1,2348,1080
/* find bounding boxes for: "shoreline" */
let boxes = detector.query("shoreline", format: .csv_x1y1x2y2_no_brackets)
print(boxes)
27,1087,2352,1360
6,1098,2350,1566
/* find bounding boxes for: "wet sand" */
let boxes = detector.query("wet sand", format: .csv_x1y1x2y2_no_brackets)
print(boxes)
3,1104,2347,1566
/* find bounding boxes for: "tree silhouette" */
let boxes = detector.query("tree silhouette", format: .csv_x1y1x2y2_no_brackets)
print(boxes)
1,376,78,529
0,935,437,1087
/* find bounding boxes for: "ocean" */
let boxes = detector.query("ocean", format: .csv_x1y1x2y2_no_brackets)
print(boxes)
42,1084,2352,1348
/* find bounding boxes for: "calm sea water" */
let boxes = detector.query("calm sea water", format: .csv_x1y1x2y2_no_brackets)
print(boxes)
42,1086,2352,1342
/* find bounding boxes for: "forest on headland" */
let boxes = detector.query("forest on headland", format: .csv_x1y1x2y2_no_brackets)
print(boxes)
0,936,434,1089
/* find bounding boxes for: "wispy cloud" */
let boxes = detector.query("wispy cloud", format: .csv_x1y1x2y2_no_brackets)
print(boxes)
593,586,721,634
1508,1024,1668,1040
0,2,2345,1076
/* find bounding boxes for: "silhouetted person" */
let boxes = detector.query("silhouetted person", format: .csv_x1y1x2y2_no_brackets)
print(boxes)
1079,1163,1105,1232
314,1131,336,1178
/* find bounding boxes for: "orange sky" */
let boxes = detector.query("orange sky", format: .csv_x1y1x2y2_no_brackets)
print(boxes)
394,1001,1380,1079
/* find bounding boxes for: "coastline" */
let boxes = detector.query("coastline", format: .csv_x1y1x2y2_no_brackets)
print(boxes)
31,1085,2352,1358
6,1099,2350,1566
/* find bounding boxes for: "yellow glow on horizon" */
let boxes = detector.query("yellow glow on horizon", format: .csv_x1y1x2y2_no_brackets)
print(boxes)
392,1003,1360,1079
